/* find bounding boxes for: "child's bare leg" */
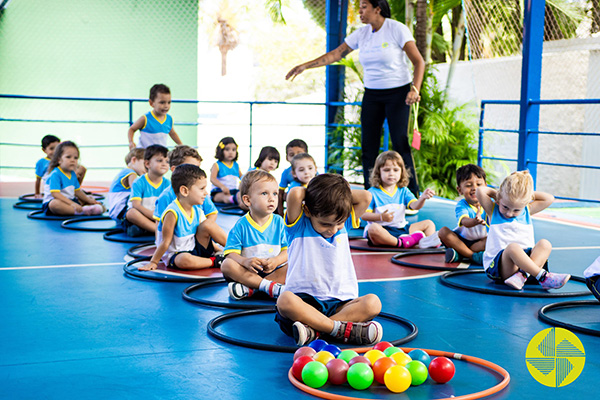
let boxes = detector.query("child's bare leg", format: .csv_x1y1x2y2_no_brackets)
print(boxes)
409,219,435,236
125,209,156,232
212,192,231,203
48,199,76,215
500,240,552,279
439,227,475,258
330,294,381,323
277,291,338,333
196,219,227,247
265,265,287,284
367,224,398,246
222,260,286,289
173,253,213,270
470,238,486,253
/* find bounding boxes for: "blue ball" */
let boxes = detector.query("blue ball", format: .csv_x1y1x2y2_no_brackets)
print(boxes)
408,349,431,367
322,344,342,358
308,339,328,352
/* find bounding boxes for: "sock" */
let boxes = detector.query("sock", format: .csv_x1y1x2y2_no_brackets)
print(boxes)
259,279,282,298
330,320,343,337
536,269,547,281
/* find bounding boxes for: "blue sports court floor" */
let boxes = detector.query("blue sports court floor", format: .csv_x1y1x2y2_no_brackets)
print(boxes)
0,192,599,399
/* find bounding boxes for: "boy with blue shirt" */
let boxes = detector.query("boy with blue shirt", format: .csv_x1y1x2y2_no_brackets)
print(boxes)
107,148,146,224
125,144,170,236
276,173,383,346
127,84,183,150
34,135,60,198
438,164,488,265
222,170,288,300
140,164,226,271
277,139,308,215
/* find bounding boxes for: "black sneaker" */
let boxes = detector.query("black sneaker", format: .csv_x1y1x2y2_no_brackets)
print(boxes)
213,254,226,268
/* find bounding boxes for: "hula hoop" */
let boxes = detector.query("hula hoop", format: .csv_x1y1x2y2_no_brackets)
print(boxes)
440,270,590,298
27,210,71,220
61,216,117,232
103,229,155,243
288,346,510,400
18,193,43,203
126,242,156,259
391,251,482,271
81,185,109,193
538,300,600,337
207,309,418,353
183,279,276,310
349,239,442,253
13,201,42,210
123,258,223,283
219,205,246,216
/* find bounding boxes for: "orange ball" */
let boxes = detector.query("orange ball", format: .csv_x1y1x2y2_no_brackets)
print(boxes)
372,356,397,384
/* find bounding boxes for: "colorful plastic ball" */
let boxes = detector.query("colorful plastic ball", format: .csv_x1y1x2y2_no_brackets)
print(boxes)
373,341,394,352
326,358,349,385
301,361,329,388
292,356,314,381
364,349,386,365
372,356,397,384
384,365,412,393
308,339,328,352
428,356,456,384
346,362,374,390
405,360,428,386
313,350,335,365
322,344,342,358
383,346,403,357
390,351,412,366
408,349,431,367
348,355,372,368
337,349,359,363
293,346,317,361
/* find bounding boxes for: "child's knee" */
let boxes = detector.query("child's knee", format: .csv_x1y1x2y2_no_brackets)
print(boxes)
276,291,294,312
438,226,451,239
220,258,234,276
363,294,382,315
537,239,552,251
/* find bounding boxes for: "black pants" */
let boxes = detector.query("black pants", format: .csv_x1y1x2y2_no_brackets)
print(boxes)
360,84,419,196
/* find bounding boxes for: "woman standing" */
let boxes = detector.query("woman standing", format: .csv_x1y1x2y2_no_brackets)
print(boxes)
286,0,425,195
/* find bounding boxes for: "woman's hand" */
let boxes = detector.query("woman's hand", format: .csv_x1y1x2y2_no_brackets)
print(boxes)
286,64,307,81
405,90,420,105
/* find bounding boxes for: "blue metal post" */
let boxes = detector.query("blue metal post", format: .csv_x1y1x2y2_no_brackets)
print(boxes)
478,102,486,167
325,0,348,172
518,0,546,187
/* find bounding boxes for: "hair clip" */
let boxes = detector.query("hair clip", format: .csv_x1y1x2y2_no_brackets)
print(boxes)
218,142,225,149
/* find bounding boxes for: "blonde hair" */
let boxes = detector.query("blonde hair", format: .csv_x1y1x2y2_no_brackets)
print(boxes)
498,170,534,204
369,151,410,188
239,169,277,197
125,148,145,165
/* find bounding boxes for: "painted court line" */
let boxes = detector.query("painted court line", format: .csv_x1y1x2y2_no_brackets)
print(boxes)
0,262,122,271
553,246,600,251
359,272,445,283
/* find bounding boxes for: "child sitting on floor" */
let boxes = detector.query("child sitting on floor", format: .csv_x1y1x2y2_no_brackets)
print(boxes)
250,146,280,174
438,164,488,265
107,148,146,226
360,151,435,248
477,170,570,290
210,137,242,204
221,170,288,300
276,173,383,346
277,139,308,215
288,153,317,189
34,135,60,198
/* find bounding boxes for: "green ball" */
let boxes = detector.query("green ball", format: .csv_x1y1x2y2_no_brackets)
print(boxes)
405,360,428,386
347,362,374,390
337,349,360,363
383,346,403,357
301,361,329,388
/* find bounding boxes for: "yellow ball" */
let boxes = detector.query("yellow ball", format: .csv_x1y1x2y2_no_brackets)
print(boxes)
364,349,386,365
384,365,412,393
313,350,335,365
390,351,412,366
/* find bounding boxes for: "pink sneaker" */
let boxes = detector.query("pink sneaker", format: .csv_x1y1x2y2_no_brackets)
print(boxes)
399,231,425,248
504,271,528,290
540,272,571,290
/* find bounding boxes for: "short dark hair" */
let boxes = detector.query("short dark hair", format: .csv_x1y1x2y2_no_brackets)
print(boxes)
239,169,277,197
168,145,202,168
125,148,145,164
254,146,280,169
367,0,391,18
41,135,60,150
144,144,169,161
286,139,308,153
171,164,207,195
215,137,238,162
305,173,352,222
456,164,487,186
149,84,170,101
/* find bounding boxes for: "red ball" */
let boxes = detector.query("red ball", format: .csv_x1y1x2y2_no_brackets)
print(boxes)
348,356,372,368
372,356,397,384
373,341,393,352
293,346,316,361
428,356,455,384
326,358,349,385
292,355,315,381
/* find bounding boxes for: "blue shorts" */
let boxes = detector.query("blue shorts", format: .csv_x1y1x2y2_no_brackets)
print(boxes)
486,247,542,281
41,198,80,215
586,276,600,302
275,293,351,337
211,188,239,201
168,238,216,269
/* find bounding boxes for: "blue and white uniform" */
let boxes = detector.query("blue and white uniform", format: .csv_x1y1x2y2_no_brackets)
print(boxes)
159,199,205,264
43,167,81,205
213,161,240,192
139,111,173,148
279,166,294,191
108,168,138,220
128,174,170,211
35,157,50,181
153,186,217,221
283,209,359,301
224,213,287,258
288,180,307,190
453,199,488,241
483,204,535,272
584,256,600,279
363,186,417,236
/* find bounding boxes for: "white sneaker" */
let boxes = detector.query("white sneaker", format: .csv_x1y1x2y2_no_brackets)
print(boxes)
419,231,442,248
504,271,528,290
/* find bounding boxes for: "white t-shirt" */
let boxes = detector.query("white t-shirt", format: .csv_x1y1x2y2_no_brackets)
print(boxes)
584,256,600,279
344,18,414,89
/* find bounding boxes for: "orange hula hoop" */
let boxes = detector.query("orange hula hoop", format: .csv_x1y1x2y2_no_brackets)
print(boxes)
81,185,110,193
288,346,510,400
